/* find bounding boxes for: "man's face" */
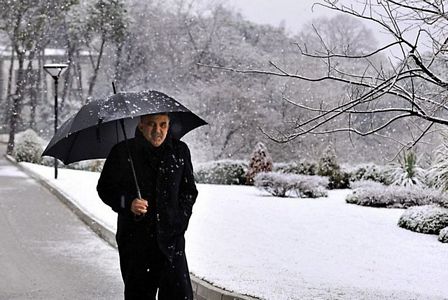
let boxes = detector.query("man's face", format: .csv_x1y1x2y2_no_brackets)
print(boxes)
138,114,170,147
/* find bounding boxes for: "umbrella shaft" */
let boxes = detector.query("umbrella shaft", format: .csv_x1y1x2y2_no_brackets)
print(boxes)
119,119,142,199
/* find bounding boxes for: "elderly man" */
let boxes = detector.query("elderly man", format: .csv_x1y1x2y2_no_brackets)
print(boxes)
97,113,197,299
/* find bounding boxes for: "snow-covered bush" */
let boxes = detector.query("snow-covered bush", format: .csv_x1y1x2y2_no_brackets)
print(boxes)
387,150,427,187
294,175,328,198
13,129,44,163
68,160,105,172
438,227,448,243
39,156,104,172
328,170,351,189
348,163,390,184
346,184,446,208
246,142,273,185
350,180,386,190
315,146,350,189
345,180,384,204
427,139,448,191
254,172,295,197
274,160,317,175
440,197,448,209
398,205,448,234
254,172,328,198
194,160,247,185
317,145,339,177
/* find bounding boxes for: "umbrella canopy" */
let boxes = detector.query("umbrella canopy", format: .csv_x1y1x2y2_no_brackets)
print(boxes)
42,90,207,164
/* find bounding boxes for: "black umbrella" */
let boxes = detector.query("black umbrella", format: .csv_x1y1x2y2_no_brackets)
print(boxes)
42,90,207,197
43,90,207,163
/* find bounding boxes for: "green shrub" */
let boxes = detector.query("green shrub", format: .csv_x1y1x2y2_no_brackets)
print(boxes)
315,146,350,189
387,150,427,187
317,145,339,177
398,205,448,234
194,160,247,185
348,163,390,184
328,170,351,189
274,160,317,175
13,129,44,164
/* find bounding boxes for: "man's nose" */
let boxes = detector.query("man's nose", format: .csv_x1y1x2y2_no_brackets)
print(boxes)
152,125,161,133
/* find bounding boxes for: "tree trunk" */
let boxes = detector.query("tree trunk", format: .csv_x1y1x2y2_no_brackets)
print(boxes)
75,49,84,102
30,50,44,129
7,53,25,155
23,50,37,129
114,42,123,89
29,80,38,130
2,48,15,125
61,40,77,112
87,38,105,99
60,61,72,113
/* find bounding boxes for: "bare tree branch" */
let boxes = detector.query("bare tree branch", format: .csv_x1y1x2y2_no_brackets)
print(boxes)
199,0,448,153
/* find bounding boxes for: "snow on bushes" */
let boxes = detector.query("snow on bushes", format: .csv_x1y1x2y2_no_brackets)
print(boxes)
440,197,448,209
13,129,44,163
254,172,328,198
439,227,448,243
398,205,448,234
349,180,385,190
273,160,317,175
295,176,328,198
245,142,273,185
317,145,339,177
194,160,247,185
387,150,427,188
427,139,448,191
346,181,446,208
328,171,351,189
317,145,350,189
347,163,390,184
68,160,105,172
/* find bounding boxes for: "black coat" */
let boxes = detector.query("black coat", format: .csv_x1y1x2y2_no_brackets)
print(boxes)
97,131,197,299
97,131,198,261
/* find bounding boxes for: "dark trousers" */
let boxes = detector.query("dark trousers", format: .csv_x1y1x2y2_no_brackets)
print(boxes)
117,231,193,300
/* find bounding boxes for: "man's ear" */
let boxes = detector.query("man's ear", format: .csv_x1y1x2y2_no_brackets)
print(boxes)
137,122,143,132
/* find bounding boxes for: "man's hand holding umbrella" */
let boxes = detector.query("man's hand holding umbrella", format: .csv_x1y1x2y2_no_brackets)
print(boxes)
131,198,148,216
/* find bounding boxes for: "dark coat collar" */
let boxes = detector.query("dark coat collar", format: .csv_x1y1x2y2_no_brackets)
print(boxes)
134,127,173,154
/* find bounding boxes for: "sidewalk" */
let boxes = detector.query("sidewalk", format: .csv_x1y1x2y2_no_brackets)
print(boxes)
3,150,255,300
0,144,123,299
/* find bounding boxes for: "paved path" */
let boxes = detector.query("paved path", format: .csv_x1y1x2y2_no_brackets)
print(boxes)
0,144,123,299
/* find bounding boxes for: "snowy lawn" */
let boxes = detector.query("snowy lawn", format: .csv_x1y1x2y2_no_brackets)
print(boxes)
21,163,448,299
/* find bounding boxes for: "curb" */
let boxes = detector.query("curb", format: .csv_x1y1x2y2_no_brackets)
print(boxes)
4,154,257,300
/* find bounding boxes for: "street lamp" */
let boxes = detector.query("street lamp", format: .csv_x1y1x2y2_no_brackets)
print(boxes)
43,63,68,179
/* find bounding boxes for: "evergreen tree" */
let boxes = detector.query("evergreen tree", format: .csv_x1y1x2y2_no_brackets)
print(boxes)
246,142,273,185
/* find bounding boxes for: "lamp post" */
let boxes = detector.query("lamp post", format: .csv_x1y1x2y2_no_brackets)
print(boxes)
43,63,68,179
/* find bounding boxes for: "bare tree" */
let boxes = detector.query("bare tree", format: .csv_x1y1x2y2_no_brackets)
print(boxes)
85,0,128,99
0,0,77,154
205,0,448,154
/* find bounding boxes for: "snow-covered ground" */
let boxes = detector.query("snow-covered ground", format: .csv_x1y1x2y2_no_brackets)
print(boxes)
20,163,448,300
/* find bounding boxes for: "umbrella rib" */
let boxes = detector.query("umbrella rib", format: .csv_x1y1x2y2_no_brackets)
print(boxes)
114,120,119,144
64,132,79,164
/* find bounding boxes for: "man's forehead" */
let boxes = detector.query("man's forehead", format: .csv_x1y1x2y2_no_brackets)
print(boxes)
141,114,170,122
